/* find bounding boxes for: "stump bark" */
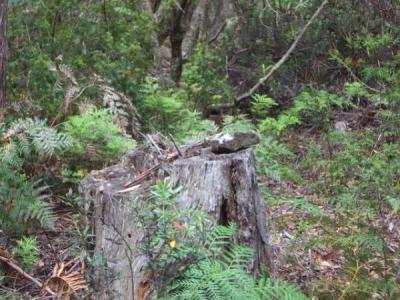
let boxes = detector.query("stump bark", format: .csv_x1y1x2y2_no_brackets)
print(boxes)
82,134,270,300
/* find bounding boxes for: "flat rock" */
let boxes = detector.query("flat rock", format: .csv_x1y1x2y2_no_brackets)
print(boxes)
208,131,260,154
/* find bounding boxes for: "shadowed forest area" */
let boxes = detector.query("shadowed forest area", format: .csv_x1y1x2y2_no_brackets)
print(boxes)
0,0,400,299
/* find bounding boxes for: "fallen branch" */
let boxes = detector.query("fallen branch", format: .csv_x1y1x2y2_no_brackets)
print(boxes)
235,0,329,103
0,255,56,297
333,52,382,93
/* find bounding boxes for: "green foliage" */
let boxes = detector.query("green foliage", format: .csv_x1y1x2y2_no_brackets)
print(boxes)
255,136,298,182
8,0,154,116
290,90,351,130
258,89,351,136
3,0,400,298
222,115,257,133
1,118,72,168
220,115,298,183
134,181,306,299
12,237,39,272
132,180,211,294
0,170,56,234
343,82,370,99
163,228,308,300
183,43,232,112
293,121,400,298
139,78,218,140
174,110,217,144
251,94,278,119
140,78,188,132
63,107,135,165
0,119,69,234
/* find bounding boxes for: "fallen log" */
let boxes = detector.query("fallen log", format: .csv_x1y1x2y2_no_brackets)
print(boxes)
82,132,271,300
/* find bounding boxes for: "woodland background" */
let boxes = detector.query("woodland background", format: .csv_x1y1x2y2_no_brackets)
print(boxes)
0,0,400,299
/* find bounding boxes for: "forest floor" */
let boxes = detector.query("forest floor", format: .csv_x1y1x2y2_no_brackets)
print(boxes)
6,130,400,299
266,177,400,298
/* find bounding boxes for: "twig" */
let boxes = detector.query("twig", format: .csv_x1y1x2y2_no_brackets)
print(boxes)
334,54,382,93
0,255,57,297
50,82,95,126
208,21,227,45
235,0,329,103
168,133,182,157
64,257,82,275
147,134,164,156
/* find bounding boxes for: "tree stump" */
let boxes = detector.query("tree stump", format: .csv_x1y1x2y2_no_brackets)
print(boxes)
82,133,270,300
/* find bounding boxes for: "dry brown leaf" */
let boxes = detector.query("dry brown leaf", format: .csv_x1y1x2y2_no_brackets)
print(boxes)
43,261,87,300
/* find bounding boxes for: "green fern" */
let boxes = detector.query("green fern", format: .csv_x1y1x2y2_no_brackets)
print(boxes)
2,118,72,166
0,118,68,234
204,224,238,256
163,244,307,300
0,170,56,233
162,225,308,300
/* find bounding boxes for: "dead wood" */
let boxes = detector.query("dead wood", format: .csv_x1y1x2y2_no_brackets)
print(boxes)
82,132,270,299
0,255,57,297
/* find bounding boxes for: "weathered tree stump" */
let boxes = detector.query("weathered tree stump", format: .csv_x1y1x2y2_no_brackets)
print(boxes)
82,133,270,300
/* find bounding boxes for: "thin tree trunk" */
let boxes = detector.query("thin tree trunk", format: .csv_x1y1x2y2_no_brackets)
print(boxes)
0,0,7,109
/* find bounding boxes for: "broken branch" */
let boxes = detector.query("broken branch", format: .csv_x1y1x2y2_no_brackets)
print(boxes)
0,255,57,297
235,0,329,102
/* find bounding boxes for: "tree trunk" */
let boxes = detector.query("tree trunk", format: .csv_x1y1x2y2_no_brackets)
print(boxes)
82,133,270,300
144,0,232,85
0,0,7,109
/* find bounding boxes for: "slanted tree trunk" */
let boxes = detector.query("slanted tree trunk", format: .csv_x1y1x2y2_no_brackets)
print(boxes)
82,133,270,300
0,0,7,109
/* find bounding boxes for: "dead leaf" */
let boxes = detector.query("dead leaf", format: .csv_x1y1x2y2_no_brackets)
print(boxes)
43,261,87,300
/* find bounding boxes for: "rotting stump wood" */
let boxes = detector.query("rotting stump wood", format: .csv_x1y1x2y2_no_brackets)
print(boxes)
82,132,271,300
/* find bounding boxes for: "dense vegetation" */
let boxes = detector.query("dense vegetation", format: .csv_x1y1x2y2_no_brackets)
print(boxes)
0,0,399,299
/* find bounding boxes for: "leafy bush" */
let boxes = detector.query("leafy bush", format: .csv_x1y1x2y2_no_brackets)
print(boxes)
139,78,188,133
139,78,217,140
132,180,211,294
63,107,135,166
12,237,39,272
183,43,233,113
258,90,351,136
251,94,278,119
8,0,154,117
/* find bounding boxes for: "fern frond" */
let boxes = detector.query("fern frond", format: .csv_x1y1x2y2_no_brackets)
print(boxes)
58,63,77,85
222,245,253,269
0,143,23,168
96,76,141,137
254,277,309,300
22,199,55,228
2,118,72,160
0,171,56,232
205,223,237,254
30,127,72,157
161,224,308,300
